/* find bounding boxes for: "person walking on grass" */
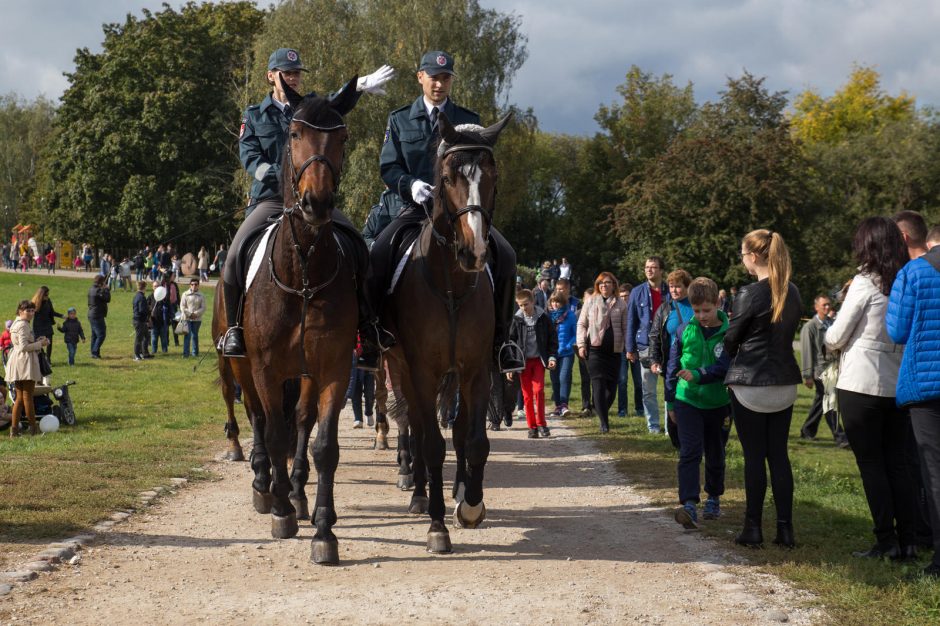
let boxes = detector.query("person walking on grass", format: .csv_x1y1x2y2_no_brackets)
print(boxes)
508,289,557,438
665,278,732,530
6,300,48,437
548,292,576,417
180,278,206,358
57,307,85,366
132,281,151,361
31,285,62,361
87,275,110,359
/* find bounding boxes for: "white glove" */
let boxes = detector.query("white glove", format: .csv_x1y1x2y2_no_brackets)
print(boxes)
357,64,395,95
411,180,434,204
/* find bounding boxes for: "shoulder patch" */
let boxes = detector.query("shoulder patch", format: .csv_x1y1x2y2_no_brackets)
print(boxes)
239,119,246,138
383,126,390,144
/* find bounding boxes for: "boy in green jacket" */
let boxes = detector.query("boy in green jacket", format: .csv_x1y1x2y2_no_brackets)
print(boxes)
665,277,732,529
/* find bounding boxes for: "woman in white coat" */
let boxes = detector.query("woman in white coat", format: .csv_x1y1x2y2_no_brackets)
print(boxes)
5,299,48,436
825,217,918,560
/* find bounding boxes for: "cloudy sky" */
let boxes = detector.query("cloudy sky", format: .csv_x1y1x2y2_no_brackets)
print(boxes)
3,0,939,135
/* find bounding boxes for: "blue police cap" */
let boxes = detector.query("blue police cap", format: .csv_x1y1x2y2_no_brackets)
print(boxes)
268,48,308,72
418,51,456,76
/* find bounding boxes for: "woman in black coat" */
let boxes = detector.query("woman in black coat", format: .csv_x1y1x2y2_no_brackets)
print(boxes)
31,285,62,360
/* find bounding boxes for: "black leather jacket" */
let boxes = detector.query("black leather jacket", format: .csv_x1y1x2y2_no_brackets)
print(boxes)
723,279,802,386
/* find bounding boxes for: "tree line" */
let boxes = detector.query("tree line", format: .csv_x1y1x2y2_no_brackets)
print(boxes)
2,1,938,308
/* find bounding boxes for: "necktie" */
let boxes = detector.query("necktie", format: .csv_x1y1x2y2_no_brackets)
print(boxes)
430,107,439,132
284,105,293,123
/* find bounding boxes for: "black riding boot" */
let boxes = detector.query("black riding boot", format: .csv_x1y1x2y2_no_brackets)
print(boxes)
356,273,394,372
221,280,246,357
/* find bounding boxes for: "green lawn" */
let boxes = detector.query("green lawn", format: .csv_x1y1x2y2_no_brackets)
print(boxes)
562,359,940,625
0,272,224,563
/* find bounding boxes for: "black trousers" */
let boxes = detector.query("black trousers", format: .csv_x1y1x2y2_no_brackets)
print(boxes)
366,204,516,349
800,378,845,440
730,392,794,523
578,355,592,410
133,321,149,358
838,389,917,547
675,400,731,504
587,348,619,429
909,399,940,565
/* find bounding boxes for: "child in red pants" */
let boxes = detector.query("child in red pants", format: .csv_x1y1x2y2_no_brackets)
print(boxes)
508,289,557,438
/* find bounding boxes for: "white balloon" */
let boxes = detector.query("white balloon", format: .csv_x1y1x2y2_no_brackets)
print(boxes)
39,414,59,433
209,263,216,272
154,286,167,301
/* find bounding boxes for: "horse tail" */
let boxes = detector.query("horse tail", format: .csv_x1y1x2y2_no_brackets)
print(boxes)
437,370,459,429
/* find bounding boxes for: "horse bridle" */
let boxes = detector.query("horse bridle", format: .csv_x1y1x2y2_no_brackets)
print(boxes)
428,144,496,248
285,117,345,204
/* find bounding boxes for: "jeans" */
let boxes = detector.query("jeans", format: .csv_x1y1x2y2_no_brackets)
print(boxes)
731,392,794,523
65,342,77,365
183,320,201,356
89,317,106,356
909,399,940,567
617,354,643,415
520,357,547,428
838,389,918,546
675,400,731,504
151,323,169,353
350,367,375,423
549,354,574,407
641,363,660,431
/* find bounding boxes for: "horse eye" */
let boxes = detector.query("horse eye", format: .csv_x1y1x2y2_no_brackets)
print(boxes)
290,131,299,139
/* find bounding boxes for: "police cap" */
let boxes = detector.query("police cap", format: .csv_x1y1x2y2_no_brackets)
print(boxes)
268,48,308,72
418,51,456,76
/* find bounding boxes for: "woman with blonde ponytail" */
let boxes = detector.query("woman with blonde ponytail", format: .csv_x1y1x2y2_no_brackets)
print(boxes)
724,229,802,548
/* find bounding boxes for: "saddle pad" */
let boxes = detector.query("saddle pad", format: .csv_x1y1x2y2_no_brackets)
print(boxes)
246,221,278,292
387,241,494,295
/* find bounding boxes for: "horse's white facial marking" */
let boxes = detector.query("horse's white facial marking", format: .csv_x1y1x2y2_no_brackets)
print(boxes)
459,163,486,260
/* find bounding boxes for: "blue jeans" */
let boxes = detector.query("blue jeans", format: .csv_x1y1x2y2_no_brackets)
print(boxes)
89,317,106,356
183,320,201,356
675,400,731,504
151,323,169,353
549,354,574,407
617,354,643,415
641,363,660,431
66,342,77,365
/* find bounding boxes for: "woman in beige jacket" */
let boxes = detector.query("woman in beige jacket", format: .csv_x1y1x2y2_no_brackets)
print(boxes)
5,299,48,436
577,272,628,433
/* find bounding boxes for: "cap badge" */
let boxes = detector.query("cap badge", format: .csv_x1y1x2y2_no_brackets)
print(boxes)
436,55,446,66
287,50,298,62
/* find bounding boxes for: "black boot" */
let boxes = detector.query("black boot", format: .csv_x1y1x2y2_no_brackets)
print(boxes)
221,280,246,357
772,520,795,548
356,280,394,372
735,517,763,547
488,228,524,374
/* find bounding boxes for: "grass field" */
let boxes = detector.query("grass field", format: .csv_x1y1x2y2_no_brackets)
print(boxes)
0,269,938,623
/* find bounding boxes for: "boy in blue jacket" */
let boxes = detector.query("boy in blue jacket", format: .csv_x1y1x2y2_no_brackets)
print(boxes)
666,277,732,529
548,292,577,416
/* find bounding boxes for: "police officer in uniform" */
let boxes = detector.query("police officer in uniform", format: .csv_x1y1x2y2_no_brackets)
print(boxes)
221,48,395,370
368,50,524,373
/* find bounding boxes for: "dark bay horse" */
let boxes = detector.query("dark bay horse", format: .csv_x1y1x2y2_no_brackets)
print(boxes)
213,78,359,565
384,111,512,553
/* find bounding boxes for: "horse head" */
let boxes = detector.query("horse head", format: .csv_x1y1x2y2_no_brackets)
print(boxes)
279,75,358,226
435,111,513,272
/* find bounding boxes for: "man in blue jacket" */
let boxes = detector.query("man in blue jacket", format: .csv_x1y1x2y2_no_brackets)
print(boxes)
886,238,940,579
626,256,670,433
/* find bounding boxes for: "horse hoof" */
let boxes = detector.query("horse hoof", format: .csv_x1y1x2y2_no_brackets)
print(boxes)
454,501,487,529
226,447,246,462
375,434,389,450
427,530,452,554
310,539,339,565
290,497,310,521
408,495,429,515
397,474,414,491
271,513,299,539
252,488,273,514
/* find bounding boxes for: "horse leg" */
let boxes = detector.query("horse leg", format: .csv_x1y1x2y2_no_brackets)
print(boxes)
451,395,469,501
423,422,451,553
256,382,298,539
249,412,273,514
454,372,491,529
396,423,414,491
373,360,390,450
220,359,246,462
289,379,315,521
408,428,429,514
309,381,343,565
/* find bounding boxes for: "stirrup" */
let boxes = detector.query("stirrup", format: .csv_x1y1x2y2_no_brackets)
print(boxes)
497,341,526,374
219,326,246,358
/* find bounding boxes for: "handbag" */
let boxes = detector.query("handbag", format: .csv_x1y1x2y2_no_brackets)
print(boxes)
38,351,53,377
174,319,190,335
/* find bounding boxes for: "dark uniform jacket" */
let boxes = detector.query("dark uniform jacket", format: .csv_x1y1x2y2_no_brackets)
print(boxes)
362,190,401,247
240,83,360,202
379,96,479,206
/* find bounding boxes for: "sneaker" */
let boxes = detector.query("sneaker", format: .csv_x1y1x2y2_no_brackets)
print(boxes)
617,410,626,418
560,405,570,417
634,410,645,417
367,414,374,427
674,503,699,530
515,409,525,420
233,397,242,404
133,356,142,361
539,426,551,437
352,420,363,429
527,428,539,439
703,497,721,520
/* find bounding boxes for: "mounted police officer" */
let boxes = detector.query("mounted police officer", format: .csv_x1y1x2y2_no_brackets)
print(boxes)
221,47,395,370
367,50,524,373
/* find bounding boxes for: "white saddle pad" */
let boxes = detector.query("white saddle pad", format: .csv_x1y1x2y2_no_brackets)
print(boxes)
245,221,279,292
387,241,494,295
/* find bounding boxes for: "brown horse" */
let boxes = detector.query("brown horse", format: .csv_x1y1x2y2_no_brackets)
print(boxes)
384,111,512,553
213,78,359,565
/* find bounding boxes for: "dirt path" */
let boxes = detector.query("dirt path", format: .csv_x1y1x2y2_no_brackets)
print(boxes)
0,411,820,625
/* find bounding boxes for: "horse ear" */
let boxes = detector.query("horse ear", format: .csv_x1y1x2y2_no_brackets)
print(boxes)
437,110,463,145
278,74,304,110
329,76,359,117
479,112,514,146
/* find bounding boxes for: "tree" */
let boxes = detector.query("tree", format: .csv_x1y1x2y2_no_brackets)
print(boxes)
30,1,264,248
0,94,56,234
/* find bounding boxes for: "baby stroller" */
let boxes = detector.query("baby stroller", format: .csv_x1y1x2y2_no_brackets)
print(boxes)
0,376,78,432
